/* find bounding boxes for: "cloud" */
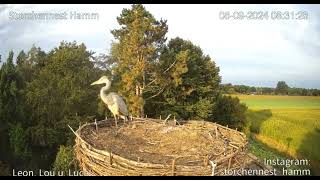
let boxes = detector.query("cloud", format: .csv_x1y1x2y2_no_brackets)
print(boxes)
0,4,319,88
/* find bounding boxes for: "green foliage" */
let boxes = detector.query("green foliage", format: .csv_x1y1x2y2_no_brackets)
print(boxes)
0,51,25,126
261,87,274,95
0,42,111,171
110,4,168,117
2,42,106,170
146,37,221,120
25,42,99,147
222,83,320,96
212,95,248,130
221,83,235,94
8,123,31,160
16,50,27,66
0,50,27,166
52,145,78,175
275,81,289,95
234,85,252,94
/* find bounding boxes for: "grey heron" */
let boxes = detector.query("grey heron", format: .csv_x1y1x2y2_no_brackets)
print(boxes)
91,76,129,127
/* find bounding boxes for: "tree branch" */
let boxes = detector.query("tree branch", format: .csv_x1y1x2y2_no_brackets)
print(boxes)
145,78,157,88
144,59,176,89
163,59,177,73
145,86,166,100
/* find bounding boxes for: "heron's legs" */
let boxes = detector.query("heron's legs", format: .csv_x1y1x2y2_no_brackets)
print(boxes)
113,114,118,128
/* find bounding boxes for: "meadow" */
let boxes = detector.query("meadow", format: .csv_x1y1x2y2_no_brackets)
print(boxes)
234,95,320,175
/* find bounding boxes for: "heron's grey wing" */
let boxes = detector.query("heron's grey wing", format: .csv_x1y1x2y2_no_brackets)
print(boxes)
103,93,115,106
112,94,129,116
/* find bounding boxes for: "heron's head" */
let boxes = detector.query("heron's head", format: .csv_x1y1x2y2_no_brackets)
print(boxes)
91,76,111,86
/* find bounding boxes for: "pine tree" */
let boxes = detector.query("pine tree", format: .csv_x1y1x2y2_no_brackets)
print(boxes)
110,4,168,117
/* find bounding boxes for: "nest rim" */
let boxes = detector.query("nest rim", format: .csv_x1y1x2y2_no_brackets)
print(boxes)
72,117,248,176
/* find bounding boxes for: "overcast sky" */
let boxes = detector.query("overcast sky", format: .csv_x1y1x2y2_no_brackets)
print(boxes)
0,4,319,88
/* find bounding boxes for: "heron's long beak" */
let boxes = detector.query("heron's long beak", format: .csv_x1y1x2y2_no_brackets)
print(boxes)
91,80,100,86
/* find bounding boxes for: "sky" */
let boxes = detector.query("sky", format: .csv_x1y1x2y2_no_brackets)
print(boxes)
0,4,319,88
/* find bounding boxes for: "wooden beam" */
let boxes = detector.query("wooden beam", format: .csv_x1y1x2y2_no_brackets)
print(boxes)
172,159,176,176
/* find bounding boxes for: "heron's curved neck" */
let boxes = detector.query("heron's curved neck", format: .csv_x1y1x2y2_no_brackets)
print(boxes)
101,82,111,94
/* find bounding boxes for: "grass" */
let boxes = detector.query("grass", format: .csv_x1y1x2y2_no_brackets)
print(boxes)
235,95,320,109
234,95,320,175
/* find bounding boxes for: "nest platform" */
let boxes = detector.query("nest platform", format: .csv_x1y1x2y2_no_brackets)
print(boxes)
72,117,250,176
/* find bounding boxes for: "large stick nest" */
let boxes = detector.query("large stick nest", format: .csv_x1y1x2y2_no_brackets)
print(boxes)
73,117,250,176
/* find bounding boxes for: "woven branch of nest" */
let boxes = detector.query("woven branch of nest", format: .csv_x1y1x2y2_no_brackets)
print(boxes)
69,117,249,176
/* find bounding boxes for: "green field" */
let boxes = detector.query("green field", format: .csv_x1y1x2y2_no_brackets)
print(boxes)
234,95,320,175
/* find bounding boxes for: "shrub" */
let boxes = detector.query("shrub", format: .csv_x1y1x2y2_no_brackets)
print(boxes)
212,95,248,130
52,145,78,175
8,123,31,160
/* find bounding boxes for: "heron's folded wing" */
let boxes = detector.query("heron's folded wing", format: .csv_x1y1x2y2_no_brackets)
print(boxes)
103,93,115,106
112,95,129,116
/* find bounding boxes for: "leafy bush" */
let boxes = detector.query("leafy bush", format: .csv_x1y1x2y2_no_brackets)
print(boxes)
52,145,78,175
212,95,248,130
8,123,31,160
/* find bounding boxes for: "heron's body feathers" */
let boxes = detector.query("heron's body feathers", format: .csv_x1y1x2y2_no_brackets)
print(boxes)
101,90,128,118
92,76,129,124
112,94,129,116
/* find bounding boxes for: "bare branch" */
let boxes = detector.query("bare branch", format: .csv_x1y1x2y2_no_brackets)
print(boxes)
145,78,157,88
145,86,165,100
143,60,176,90
163,59,177,73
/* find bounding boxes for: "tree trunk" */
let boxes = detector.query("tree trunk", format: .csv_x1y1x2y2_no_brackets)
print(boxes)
135,84,145,118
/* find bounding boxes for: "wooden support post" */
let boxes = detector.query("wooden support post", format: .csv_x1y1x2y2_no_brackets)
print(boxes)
210,161,217,176
130,115,133,121
215,125,218,139
172,159,176,176
224,139,228,156
109,151,113,165
204,155,209,166
94,119,98,132
163,114,171,125
174,116,176,126
160,115,161,120
228,157,232,170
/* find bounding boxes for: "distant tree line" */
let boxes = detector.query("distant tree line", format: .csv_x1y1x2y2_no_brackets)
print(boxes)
0,4,247,175
221,81,320,96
